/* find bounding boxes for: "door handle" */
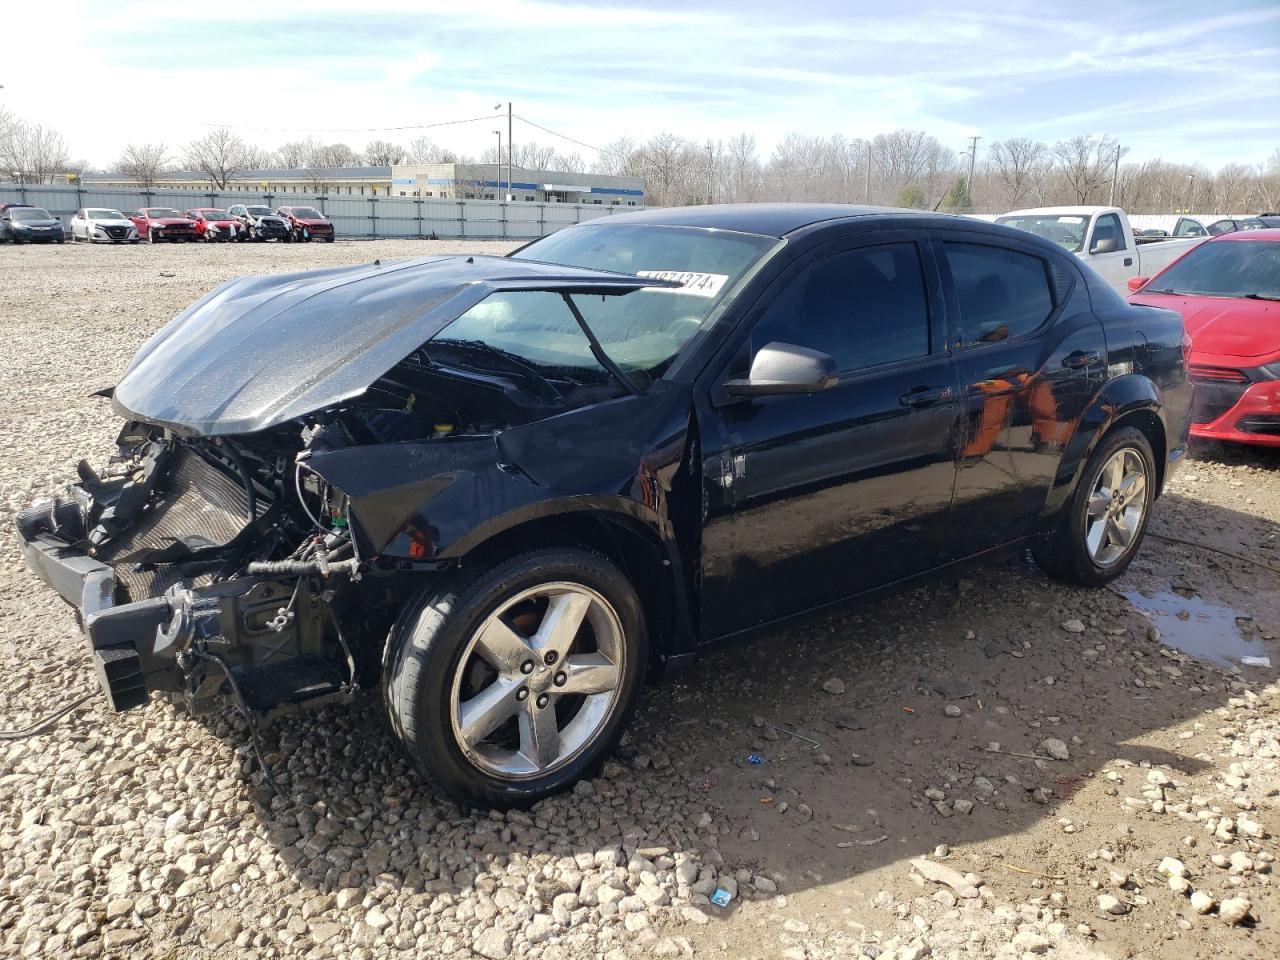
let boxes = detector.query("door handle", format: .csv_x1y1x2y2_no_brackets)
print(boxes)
1062,350,1102,369
900,385,953,408
1124,257,1133,267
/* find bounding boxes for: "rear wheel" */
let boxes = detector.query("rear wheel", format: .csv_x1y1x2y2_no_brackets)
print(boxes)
383,548,646,808
1033,426,1155,586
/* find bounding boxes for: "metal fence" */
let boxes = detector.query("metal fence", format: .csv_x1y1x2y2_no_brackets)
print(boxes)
0,182,642,240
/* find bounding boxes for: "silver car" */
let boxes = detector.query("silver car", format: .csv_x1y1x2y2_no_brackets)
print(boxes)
71,208,140,244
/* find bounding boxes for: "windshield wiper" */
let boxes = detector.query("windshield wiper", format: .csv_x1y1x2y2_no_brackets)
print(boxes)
1244,293,1280,301
427,339,564,401
1142,288,1179,295
560,293,643,396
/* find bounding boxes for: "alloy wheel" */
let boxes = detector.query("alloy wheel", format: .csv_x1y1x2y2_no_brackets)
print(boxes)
1085,446,1148,567
449,582,625,781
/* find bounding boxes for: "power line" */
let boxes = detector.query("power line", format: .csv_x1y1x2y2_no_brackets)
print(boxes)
198,114,499,135
512,114,620,156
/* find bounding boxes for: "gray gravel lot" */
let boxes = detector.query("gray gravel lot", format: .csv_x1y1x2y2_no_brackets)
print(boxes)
0,240,1277,960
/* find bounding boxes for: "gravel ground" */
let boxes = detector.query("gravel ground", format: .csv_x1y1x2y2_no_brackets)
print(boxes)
0,239,1277,960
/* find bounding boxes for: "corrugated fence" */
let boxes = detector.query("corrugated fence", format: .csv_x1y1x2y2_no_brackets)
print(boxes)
0,182,642,240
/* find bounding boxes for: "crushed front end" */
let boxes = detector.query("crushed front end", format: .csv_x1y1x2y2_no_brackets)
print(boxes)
15,422,371,719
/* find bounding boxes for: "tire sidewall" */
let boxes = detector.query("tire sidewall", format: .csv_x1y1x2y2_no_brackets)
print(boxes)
1067,426,1156,583
384,549,647,808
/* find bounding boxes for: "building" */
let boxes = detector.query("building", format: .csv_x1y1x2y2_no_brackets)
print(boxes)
390,164,645,205
82,163,646,205
82,166,393,195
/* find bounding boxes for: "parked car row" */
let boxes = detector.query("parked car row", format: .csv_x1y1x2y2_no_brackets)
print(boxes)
0,202,335,244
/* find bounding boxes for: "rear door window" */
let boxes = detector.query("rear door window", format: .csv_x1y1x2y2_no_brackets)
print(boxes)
943,242,1055,346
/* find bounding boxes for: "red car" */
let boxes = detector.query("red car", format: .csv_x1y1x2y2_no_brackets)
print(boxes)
1129,230,1280,447
185,208,244,242
128,207,198,243
275,205,335,242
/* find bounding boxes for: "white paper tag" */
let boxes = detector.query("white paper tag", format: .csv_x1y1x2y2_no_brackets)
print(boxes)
636,270,729,298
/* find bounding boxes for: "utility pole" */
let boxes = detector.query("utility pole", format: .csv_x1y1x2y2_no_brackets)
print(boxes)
965,136,981,202
1108,142,1122,206
864,142,873,204
706,142,714,205
507,102,513,202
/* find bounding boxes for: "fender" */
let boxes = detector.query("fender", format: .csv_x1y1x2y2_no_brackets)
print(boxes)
1042,373,1167,520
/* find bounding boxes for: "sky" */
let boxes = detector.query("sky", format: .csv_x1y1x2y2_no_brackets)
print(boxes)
5,0,1278,172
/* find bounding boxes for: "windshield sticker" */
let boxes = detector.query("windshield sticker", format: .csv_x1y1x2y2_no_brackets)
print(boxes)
1058,216,1085,224
636,270,729,298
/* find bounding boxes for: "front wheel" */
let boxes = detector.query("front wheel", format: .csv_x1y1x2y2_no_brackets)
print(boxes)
383,548,647,808
1033,426,1156,586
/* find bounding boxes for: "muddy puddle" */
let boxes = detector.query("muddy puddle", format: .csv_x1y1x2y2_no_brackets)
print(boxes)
1121,590,1273,669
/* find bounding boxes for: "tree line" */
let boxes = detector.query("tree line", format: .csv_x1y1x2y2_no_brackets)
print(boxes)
4,106,1278,214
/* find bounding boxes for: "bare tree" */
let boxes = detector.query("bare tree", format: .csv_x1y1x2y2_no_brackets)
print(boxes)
725,133,761,202
2,123,71,183
1051,135,1118,204
987,138,1047,208
363,139,406,166
115,143,170,187
184,127,255,189
405,137,460,164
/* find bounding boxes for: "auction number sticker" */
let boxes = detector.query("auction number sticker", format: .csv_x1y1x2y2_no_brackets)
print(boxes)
636,270,729,298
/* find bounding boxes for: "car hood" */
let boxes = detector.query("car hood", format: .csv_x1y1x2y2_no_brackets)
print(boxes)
294,218,331,226
15,219,59,227
111,255,674,436
1129,292,1278,359
90,218,134,227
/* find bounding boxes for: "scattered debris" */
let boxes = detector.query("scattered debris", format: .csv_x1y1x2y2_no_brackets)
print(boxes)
745,753,767,765
909,858,980,899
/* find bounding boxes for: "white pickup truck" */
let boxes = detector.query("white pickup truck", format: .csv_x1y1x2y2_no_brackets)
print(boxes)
994,206,1206,297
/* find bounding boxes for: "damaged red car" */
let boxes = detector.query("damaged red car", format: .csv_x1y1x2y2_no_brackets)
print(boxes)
276,205,335,242
185,208,244,242
17,205,1191,807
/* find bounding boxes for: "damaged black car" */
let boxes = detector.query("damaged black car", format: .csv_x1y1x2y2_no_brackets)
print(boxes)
17,205,1191,807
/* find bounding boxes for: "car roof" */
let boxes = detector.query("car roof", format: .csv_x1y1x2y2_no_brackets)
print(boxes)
1213,228,1280,242
586,203,928,239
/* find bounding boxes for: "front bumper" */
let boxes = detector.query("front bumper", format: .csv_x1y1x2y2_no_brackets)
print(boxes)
251,224,289,240
17,499,345,718
1191,379,1280,447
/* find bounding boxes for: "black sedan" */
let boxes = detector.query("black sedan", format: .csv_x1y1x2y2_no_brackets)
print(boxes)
0,203,65,243
16,204,1191,808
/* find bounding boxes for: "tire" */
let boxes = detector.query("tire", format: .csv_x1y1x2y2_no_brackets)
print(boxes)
324,236,335,243
1033,426,1156,586
148,230,158,244
383,548,647,808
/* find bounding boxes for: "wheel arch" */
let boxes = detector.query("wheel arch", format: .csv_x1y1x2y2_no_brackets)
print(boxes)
447,504,691,680
1043,374,1169,523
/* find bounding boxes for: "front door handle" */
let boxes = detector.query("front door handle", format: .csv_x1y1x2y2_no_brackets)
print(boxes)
900,385,954,408
1124,257,1133,267
1062,351,1102,370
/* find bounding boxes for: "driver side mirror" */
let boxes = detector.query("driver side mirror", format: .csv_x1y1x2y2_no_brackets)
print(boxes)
1127,276,1149,293
723,342,838,398
1091,237,1118,254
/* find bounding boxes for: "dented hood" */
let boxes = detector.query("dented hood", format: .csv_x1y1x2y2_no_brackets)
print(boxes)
111,255,671,436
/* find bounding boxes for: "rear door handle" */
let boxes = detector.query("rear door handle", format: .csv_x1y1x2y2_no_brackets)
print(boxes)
1062,350,1102,369
900,385,954,408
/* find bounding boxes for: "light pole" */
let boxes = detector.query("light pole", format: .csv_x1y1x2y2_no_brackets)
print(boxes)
1185,174,1197,214
965,135,980,203
494,102,513,201
492,130,502,201
706,142,714,205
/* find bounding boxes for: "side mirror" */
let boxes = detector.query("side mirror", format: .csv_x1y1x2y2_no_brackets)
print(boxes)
1127,276,1149,293
1091,237,1118,254
723,342,838,398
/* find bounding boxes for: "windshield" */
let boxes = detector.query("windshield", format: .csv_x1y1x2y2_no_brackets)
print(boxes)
246,206,274,216
11,208,52,222
995,214,1088,252
292,207,324,219
146,208,182,218
1143,240,1280,299
86,209,125,219
429,224,776,380
196,209,231,219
